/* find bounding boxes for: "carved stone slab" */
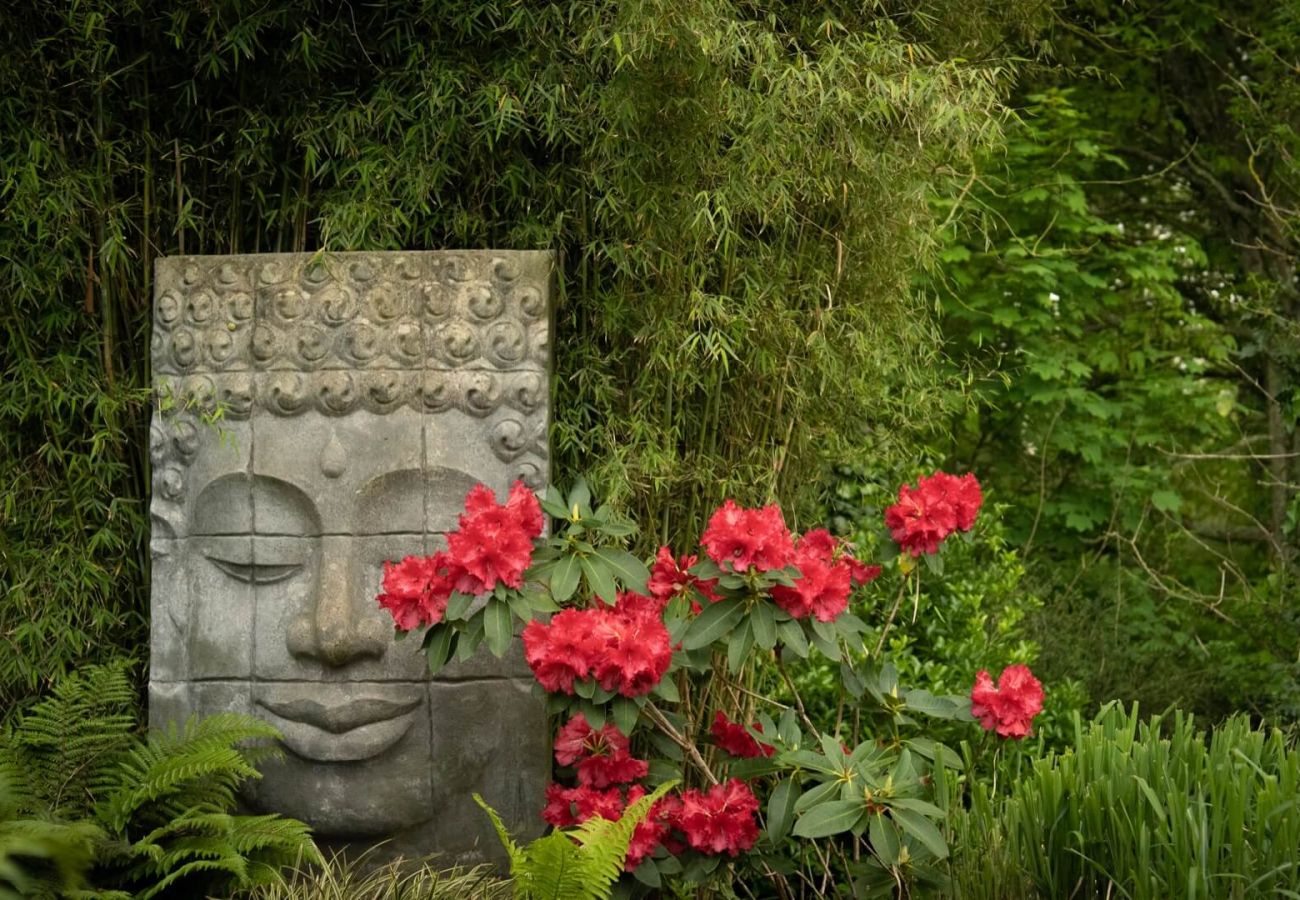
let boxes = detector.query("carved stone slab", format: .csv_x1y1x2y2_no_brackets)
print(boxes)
148,251,552,866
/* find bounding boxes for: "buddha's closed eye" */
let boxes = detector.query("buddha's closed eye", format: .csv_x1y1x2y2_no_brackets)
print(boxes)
206,556,302,585
202,537,309,585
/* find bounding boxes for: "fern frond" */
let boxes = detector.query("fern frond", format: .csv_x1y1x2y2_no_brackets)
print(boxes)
478,781,678,900
2,662,137,819
565,781,677,899
97,712,281,831
472,793,523,869
520,833,582,900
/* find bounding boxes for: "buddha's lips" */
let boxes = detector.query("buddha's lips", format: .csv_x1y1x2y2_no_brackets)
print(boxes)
253,688,425,762
256,695,421,733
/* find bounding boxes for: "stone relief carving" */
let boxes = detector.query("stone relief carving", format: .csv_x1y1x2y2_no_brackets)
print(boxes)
148,251,553,864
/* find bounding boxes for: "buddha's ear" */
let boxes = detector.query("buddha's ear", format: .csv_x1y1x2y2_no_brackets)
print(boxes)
151,513,178,542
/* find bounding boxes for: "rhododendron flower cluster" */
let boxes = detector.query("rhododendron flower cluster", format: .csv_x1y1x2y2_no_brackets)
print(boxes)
884,471,984,556
378,481,543,628
769,528,881,622
647,547,721,612
700,500,795,573
970,664,1044,739
674,779,761,856
522,592,672,697
553,715,649,788
710,712,774,758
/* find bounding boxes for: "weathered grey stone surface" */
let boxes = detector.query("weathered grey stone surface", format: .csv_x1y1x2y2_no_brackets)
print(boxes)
149,251,552,865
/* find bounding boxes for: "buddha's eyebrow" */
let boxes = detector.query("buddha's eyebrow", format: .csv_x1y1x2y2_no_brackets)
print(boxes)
354,468,424,535
193,474,322,536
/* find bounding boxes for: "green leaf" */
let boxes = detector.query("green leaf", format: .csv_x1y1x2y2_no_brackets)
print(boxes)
682,598,745,650
540,489,570,520
922,551,944,576
903,738,963,769
868,814,900,867
751,601,777,650
809,625,840,660
653,676,680,703
840,662,865,698
456,623,484,661
903,689,960,719
631,858,661,888
1151,489,1183,513
777,619,809,658
425,626,458,674
580,555,619,604
892,808,948,859
793,800,866,838
445,591,475,621
484,600,512,657
550,554,582,603
566,479,591,515
766,777,798,842
594,547,651,594
726,618,754,674
612,696,640,736
506,589,534,622
793,779,840,811
889,797,945,818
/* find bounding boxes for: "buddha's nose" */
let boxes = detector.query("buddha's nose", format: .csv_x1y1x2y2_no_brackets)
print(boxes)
287,541,388,666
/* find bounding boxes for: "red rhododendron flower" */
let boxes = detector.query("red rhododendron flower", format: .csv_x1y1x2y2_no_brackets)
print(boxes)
553,715,649,788
626,794,682,870
572,785,626,822
845,557,883,587
522,609,601,693
541,784,628,826
446,482,543,593
671,779,761,856
647,547,722,611
542,783,578,827
377,480,544,630
971,664,1044,739
700,500,795,573
376,551,457,629
590,603,673,697
524,596,672,697
770,529,878,623
710,712,774,758
885,471,983,556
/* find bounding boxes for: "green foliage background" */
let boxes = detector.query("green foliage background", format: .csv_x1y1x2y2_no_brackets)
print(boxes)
0,1,1040,712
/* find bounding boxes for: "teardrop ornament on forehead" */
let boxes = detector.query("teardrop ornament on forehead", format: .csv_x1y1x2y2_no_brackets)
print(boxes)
320,430,348,479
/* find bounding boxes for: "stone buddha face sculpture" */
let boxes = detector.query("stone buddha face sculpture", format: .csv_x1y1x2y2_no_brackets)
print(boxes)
148,251,551,861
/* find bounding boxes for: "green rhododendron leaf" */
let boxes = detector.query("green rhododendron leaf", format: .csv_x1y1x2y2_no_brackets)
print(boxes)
766,777,798,842
550,554,582,603
892,808,948,859
793,800,865,838
593,547,651,594
868,813,901,867
682,598,744,650
580,555,618,604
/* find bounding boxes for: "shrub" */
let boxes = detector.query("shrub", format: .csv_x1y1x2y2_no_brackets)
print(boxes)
0,661,317,899
378,476,1044,897
948,703,1300,899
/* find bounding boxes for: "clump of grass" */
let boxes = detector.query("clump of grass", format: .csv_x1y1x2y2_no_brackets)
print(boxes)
949,703,1300,899
235,849,509,900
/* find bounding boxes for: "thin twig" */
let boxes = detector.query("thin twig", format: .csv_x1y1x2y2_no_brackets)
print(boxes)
773,652,817,735
643,701,718,785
